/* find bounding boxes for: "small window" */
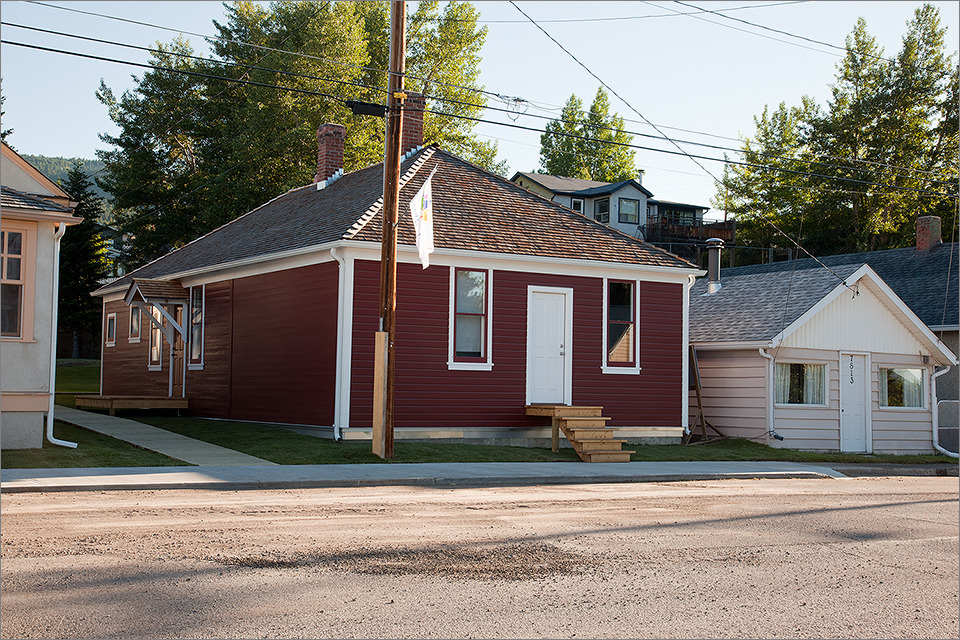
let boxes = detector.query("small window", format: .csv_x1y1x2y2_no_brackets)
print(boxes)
619,198,639,224
879,368,924,408
149,307,163,368
129,306,141,342
455,269,486,360
105,313,117,347
594,198,610,223
571,198,584,214
607,280,635,367
775,363,826,404
189,286,204,365
1,230,24,337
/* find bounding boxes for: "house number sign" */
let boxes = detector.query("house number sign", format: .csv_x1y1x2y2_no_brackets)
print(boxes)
849,355,855,384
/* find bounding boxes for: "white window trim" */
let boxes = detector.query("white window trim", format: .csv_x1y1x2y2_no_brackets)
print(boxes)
128,305,141,343
571,198,584,214
148,307,163,371
187,284,205,370
601,277,641,375
105,312,117,347
447,267,494,371
773,360,829,407
877,366,927,410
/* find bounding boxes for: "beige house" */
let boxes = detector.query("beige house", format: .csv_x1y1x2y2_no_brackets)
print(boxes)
1,141,78,449
689,253,957,456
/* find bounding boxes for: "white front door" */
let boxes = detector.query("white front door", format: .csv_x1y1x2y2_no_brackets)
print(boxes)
527,288,572,405
840,353,870,452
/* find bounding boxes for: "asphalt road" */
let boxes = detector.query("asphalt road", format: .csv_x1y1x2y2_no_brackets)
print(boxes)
2,477,957,639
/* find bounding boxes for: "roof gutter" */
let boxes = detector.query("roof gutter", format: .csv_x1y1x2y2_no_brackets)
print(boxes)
46,222,77,448
931,366,957,459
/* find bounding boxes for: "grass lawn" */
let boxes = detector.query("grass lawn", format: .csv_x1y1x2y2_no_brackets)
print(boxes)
0,421,189,469
5,361,951,469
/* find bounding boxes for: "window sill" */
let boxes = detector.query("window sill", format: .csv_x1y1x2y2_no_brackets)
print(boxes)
105,342,116,348
148,365,162,372
448,361,494,372
187,363,204,371
128,338,141,344
878,406,927,411
1,337,37,343
601,366,641,375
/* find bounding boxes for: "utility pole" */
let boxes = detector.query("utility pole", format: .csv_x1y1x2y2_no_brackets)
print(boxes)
373,0,405,459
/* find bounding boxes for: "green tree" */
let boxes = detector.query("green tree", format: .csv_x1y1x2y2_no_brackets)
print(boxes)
539,87,636,182
59,162,109,358
1,88,13,143
97,0,495,269
714,4,958,262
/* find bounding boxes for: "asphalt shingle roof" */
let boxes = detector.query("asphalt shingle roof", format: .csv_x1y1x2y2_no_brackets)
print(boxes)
690,242,959,343
97,147,695,295
1,186,73,213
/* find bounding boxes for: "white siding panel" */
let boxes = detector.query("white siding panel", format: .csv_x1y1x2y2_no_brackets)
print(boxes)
690,349,767,440
782,283,926,355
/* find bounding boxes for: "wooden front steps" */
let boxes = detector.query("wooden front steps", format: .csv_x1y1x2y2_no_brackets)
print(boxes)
525,405,635,463
74,395,188,416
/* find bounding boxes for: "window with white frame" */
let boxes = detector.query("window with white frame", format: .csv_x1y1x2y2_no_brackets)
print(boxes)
189,286,204,365
129,305,141,342
571,198,584,214
594,198,610,223
149,307,163,369
105,313,117,347
879,368,924,408
775,362,826,404
454,269,486,360
606,280,636,368
619,198,639,224
1,229,25,337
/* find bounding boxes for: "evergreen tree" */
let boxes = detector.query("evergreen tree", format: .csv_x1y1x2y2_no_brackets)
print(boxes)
538,87,636,182
59,162,109,358
96,1,495,269
714,4,958,262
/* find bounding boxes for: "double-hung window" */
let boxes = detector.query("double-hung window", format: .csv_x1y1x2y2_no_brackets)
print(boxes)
105,313,117,347
619,198,639,224
149,307,163,370
594,198,610,223
189,286,204,367
129,306,141,343
604,279,638,372
449,268,492,370
1,229,25,338
879,368,924,408
571,198,584,214
775,363,826,405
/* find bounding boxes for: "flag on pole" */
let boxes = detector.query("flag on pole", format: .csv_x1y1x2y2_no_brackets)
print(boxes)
409,166,438,268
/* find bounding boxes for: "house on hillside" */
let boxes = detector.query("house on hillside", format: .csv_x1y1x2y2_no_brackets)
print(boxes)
510,171,734,261
90,97,703,447
1,141,78,449
688,240,958,455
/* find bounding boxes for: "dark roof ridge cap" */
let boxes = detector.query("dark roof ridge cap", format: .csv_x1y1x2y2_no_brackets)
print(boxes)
342,145,438,240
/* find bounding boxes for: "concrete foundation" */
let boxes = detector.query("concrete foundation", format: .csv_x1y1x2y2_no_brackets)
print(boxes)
0,412,44,449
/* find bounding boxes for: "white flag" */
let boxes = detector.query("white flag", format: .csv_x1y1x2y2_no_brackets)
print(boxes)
409,166,437,268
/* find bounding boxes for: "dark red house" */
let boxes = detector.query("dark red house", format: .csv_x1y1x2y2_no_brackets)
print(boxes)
92,107,702,446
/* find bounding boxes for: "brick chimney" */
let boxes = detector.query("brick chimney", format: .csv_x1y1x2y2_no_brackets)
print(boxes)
314,122,346,183
916,215,942,253
400,92,425,156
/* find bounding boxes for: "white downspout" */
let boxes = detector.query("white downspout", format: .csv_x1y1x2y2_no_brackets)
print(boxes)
331,247,345,442
931,366,957,458
681,274,695,435
45,222,77,448
758,348,781,444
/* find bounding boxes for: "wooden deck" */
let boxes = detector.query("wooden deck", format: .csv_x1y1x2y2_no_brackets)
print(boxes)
74,395,188,416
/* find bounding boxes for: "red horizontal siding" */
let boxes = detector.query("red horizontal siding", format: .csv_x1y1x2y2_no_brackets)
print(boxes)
349,261,685,431
183,281,231,417
228,263,339,425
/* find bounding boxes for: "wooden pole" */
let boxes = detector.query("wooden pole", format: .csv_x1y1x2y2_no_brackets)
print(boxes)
375,0,406,459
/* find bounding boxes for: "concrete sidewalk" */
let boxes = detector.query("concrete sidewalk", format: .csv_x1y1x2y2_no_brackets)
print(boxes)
1,460,853,493
51,406,276,467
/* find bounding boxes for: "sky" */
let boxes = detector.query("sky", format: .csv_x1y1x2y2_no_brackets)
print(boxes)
2,1,958,219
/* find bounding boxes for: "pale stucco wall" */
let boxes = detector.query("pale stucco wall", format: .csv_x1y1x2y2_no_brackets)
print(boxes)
1,220,57,449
